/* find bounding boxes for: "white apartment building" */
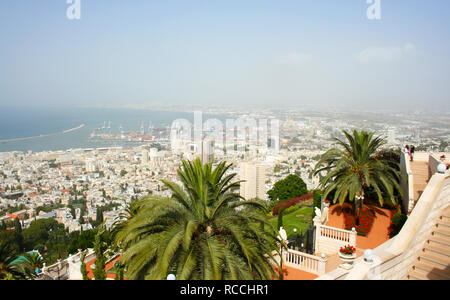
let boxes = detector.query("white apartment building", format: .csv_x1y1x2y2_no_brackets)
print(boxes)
142,149,149,165
239,162,266,201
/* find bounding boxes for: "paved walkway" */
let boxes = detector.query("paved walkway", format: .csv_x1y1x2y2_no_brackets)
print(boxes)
279,266,319,280
321,249,364,273
410,161,429,204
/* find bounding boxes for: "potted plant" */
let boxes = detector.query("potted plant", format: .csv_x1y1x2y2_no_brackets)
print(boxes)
339,244,357,269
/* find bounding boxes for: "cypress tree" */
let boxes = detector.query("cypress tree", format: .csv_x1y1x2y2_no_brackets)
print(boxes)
14,217,22,235
80,250,90,280
277,209,284,230
93,225,107,280
96,207,103,225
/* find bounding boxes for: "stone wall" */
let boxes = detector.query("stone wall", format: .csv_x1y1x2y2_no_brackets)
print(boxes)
400,151,415,214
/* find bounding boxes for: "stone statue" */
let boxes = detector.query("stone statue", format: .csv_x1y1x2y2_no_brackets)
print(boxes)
278,227,287,242
314,207,322,219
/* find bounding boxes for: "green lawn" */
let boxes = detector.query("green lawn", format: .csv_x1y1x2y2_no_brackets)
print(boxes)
269,206,314,238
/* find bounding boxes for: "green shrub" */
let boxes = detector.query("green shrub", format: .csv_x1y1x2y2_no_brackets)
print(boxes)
392,213,407,226
282,204,300,215
388,206,408,238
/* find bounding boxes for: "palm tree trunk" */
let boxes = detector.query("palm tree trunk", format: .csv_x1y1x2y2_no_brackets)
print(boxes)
355,203,360,226
355,190,365,226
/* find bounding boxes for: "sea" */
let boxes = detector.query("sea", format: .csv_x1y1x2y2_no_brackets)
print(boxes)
0,106,217,153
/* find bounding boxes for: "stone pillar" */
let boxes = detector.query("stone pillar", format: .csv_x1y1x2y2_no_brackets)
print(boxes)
313,216,322,254
350,227,357,247
318,253,328,275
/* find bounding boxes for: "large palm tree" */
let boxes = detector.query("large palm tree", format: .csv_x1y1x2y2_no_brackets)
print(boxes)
115,158,279,280
314,130,401,219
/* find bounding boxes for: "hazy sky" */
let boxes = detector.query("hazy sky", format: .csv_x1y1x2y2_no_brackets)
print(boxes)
1,0,449,110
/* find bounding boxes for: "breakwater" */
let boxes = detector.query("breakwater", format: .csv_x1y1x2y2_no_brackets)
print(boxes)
0,124,85,143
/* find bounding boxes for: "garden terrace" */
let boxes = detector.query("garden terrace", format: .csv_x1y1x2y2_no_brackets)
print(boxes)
325,203,393,250
317,162,450,280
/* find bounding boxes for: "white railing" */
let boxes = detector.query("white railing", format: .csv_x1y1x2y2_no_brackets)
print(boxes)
40,248,95,280
283,249,327,275
319,225,354,243
313,218,357,255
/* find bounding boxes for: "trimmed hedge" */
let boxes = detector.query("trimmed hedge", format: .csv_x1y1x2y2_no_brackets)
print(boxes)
272,193,314,216
388,205,407,238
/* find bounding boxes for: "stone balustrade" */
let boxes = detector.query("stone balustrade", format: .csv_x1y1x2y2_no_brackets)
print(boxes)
314,216,357,255
283,249,327,275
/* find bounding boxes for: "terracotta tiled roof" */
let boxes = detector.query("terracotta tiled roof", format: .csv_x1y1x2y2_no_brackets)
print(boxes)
7,213,22,220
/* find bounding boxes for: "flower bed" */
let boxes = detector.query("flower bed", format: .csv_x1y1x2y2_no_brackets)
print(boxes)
343,206,375,236
339,244,356,255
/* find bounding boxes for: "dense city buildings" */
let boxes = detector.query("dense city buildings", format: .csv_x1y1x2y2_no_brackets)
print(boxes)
1,107,448,234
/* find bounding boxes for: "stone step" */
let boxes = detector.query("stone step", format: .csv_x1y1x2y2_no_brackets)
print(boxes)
441,214,450,223
428,235,450,249
432,227,450,239
408,262,450,280
412,171,428,175
408,268,450,280
411,164,428,173
415,165,429,170
423,244,450,260
436,219,450,229
419,252,450,267
413,180,428,184
412,170,428,174
407,271,426,280
412,173,428,177
412,260,450,279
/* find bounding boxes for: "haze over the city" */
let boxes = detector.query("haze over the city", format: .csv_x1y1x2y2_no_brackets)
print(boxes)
1,0,449,110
